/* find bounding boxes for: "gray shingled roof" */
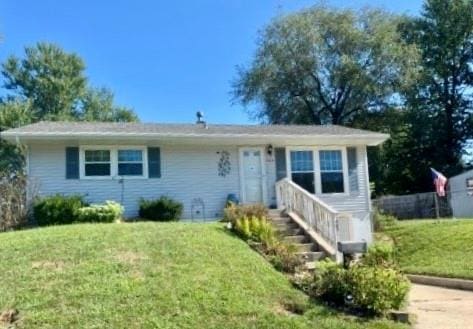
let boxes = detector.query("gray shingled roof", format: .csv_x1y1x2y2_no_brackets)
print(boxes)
1,121,387,138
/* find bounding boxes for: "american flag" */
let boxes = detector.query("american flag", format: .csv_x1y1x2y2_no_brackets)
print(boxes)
430,168,447,197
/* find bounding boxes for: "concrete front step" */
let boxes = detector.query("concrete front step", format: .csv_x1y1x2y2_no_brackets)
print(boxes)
295,243,317,253
273,221,299,230
270,216,292,224
277,227,305,236
296,251,325,262
267,209,285,216
283,235,310,244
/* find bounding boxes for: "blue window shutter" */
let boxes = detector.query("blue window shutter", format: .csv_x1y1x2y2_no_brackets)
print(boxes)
148,147,161,178
65,147,79,179
275,147,287,181
347,147,359,193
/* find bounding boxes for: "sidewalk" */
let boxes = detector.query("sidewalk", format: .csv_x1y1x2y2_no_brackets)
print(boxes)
408,284,473,329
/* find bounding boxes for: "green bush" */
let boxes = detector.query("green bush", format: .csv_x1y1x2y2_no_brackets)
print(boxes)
77,201,124,223
232,215,301,273
348,265,410,315
139,196,183,221
234,216,252,239
308,259,410,315
223,203,268,224
361,242,396,268
311,259,348,304
33,194,86,226
267,242,303,273
234,216,277,245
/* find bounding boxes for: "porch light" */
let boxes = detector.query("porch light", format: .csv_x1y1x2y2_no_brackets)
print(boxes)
267,144,273,156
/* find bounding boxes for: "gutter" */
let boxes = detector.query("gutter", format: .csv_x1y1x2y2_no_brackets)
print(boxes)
0,131,390,146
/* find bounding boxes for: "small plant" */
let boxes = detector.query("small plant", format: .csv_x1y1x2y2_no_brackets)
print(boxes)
33,194,86,226
360,241,396,268
223,203,268,224
139,196,183,221
77,201,124,223
231,214,301,273
347,264,410,315
267,242,303,273
234,215,277,246
234,216,252,239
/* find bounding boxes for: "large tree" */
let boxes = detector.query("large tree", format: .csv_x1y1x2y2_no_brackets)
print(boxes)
1,42,138,123
81,87,139,122
0,42,138,173
233,5,418,124
2,42,87,120
400,0,473,180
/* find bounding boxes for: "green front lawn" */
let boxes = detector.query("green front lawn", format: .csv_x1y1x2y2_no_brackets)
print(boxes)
384,219,473,280
0,222,405,329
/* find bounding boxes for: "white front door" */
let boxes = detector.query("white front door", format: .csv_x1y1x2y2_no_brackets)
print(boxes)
241,148,265,204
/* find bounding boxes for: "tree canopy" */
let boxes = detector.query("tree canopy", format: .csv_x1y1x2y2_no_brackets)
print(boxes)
235,1,473,195
1,42,138,124
2,43,87,120
0,42,139,173
233,5,419,125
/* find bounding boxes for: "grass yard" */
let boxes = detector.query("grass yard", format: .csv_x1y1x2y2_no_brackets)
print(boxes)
0,222,406,329
384,219,473,280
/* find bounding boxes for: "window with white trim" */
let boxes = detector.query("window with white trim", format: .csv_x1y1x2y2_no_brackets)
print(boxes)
118,149,143,176
319,150,344,193
290,150,315,193
84,150,111,177
80,147,148,179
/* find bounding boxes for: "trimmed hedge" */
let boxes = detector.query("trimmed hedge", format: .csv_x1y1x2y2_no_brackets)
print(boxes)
33,194,86,226
34,195,124,226
139,196,183,221
77,201,124,223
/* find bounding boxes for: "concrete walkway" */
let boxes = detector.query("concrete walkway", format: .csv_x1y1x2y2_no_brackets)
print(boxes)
408,284,473,329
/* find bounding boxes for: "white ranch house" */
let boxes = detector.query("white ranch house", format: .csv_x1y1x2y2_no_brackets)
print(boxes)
1,121,388,249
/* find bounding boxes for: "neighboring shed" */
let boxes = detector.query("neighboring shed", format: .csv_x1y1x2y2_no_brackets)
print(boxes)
449,169,473,218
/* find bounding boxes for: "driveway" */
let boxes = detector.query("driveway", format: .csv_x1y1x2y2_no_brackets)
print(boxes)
408,284,473,329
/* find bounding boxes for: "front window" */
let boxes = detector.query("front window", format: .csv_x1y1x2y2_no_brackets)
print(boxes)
319,150,344,193
290,151,315,193
84,150,111,176
118,149,143,176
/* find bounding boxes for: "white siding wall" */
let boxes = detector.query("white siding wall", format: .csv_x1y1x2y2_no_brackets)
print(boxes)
317,146,370,213
450,169,473,218
29,143,241,219
28,142,373,236
318,146,372,242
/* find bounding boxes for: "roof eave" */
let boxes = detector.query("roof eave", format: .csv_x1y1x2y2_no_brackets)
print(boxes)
1,131,390,146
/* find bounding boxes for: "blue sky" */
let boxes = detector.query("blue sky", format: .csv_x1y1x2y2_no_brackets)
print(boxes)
0,1,422,124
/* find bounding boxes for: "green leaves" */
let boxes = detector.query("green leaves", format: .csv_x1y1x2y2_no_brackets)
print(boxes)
0,42,139,173
2,42,87,120
233,4,419,125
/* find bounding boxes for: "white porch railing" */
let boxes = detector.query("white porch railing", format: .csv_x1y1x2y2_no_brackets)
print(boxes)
275,178,353,259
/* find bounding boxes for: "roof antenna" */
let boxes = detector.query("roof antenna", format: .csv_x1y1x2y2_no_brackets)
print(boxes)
196,111,208,128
